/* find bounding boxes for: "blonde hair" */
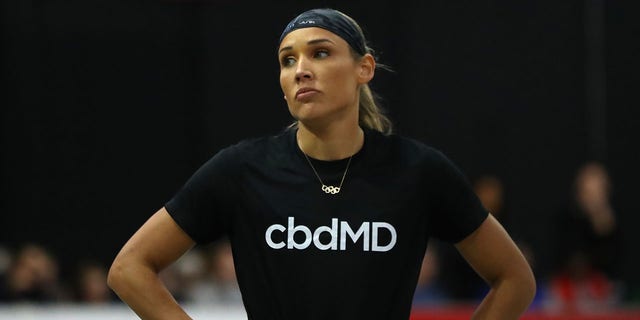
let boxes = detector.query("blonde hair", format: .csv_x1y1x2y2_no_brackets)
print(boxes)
358,75,392,135
342,11,393,135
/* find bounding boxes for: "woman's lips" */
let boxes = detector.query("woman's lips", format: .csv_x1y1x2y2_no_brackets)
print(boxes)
296,88,319,101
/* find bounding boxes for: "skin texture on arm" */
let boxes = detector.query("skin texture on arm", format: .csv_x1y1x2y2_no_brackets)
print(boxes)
455,214,536,320
107,207,196,320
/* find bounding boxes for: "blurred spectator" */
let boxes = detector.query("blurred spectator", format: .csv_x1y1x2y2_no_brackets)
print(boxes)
0,243,68,302
413,242,449,306
473,175,505,221
0,246,11,276
436,174,509,301
187,239,242,305
73,260,115,304
160,247,207,303
546,161,623,312
473,175,545,307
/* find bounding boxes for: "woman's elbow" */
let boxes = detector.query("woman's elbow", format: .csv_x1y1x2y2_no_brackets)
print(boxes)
524,270,537,304
516,263,537,306
107,254,139,294
491,261,537,306
107,258,125,292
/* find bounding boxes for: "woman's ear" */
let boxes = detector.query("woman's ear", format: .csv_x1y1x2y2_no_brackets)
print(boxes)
357,54,375,84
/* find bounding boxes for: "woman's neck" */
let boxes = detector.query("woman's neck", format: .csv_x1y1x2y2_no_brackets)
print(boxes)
296,121,364,161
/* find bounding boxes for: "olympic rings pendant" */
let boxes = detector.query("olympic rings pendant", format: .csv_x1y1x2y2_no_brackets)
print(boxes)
321,184,341,194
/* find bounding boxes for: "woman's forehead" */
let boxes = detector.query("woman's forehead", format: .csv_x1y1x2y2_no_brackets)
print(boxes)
279,27,348,51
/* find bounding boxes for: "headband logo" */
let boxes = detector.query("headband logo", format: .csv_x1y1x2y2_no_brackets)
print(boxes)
280,9,366,56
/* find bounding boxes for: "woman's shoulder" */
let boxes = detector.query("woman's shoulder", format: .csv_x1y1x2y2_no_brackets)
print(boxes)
372,130,450,165
214,128,293,161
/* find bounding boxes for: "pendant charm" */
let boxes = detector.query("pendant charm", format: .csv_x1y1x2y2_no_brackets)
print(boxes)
322,184,341,194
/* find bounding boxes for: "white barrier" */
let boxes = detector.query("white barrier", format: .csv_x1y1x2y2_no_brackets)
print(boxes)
0,304,248,320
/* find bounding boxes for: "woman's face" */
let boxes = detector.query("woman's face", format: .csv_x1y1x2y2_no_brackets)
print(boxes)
278,27,372,126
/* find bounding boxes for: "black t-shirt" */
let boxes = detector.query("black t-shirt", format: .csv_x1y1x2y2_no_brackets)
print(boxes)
165,127,488,320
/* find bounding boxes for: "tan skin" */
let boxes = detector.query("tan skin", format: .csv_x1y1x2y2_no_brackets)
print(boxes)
278,27,370,160
108,27,536,319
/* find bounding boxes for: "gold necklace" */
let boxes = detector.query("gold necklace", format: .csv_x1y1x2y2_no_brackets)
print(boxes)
302,152,353,195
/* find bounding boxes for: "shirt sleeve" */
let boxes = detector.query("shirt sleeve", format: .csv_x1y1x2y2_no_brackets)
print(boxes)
165,146,239,244
426,149,489,243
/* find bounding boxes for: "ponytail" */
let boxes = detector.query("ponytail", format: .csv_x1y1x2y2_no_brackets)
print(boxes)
359,83,392,135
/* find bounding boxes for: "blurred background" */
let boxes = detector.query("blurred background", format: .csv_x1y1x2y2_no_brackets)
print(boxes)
1,0,638,318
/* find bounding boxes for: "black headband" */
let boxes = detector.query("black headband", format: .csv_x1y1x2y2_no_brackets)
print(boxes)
279,8,367,56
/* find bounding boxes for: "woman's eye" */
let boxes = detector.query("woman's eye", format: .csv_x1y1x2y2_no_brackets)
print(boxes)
314,50,329,59
281,57,296,67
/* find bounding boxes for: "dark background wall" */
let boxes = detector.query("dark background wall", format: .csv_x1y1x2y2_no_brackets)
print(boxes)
1,0,638,291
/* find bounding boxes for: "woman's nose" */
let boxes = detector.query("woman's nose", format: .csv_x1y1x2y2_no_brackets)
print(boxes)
295,58,313,82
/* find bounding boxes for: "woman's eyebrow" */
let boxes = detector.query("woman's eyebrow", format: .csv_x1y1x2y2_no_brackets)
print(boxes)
307,38,335,46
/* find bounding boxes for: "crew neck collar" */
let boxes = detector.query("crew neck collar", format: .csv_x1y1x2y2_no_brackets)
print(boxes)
288,126,371,170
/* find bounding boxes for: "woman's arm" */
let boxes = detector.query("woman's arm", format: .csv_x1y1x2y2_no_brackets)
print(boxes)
455,214,536,320
108,207,196,320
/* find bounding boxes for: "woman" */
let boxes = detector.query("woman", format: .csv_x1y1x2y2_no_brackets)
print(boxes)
108,8,535,320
